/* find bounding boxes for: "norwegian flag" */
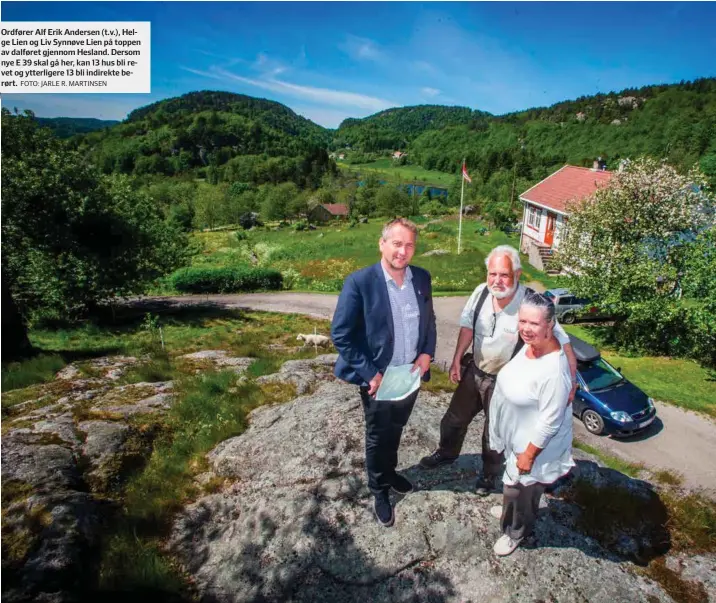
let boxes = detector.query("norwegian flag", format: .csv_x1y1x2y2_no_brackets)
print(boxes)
462,161,472,183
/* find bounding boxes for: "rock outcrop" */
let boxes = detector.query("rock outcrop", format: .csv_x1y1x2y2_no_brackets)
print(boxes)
2,352,254,602
170,369,685,603
4,354,713,602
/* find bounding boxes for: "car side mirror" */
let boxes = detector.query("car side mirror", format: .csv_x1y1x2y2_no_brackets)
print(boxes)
616,367,622,373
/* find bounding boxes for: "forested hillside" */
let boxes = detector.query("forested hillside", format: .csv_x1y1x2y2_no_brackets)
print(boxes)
35,117,119,139
410,78,716,182
333,105,490,152
336,78,716,188
71,91,333,187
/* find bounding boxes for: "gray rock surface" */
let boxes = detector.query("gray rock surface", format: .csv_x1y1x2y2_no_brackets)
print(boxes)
180,350,255,373
255,354,337,394
171,376,676,603
666,553,716,602
1,355,174,602
422,249,450,257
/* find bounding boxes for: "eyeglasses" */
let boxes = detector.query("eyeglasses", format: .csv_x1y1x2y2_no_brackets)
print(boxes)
486,312,497,338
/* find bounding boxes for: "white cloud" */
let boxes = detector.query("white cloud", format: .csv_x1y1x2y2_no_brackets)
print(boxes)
413,60,438,74
183,66,394,112
421,87,441,97
340,35,384,62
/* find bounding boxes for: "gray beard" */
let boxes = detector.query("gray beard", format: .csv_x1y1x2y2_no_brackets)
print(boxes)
489,281,518,300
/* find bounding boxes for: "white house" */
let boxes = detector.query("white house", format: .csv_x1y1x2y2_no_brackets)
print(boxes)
519,164,613,272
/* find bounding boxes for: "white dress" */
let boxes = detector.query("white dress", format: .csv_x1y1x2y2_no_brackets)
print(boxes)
489,346,574,486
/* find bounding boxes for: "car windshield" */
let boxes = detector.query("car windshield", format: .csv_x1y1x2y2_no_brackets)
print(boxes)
578,358,623,391
543,291,556,300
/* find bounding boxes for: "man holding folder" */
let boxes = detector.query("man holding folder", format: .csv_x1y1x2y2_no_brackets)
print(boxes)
331,218,437,527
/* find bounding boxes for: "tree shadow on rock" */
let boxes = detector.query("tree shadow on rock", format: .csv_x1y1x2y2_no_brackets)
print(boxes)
400,454,671,567
547,460,671,566
172,481,456,603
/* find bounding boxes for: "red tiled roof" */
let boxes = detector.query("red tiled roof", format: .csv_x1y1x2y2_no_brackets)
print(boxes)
520,165,613,214
321,203,349,216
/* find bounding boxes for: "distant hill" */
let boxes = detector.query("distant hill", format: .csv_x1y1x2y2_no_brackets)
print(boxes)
333,105,491,152
73,90,331,182
407,78,716,183
62,79,715,191
36,117,119,138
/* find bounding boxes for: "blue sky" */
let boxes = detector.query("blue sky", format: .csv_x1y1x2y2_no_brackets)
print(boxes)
2,1,715,128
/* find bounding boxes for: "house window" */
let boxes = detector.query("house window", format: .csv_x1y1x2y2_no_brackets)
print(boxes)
527,206,541,230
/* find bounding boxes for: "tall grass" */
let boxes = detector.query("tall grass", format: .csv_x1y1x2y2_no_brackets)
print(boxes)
1,354,66,392
97,369,296,595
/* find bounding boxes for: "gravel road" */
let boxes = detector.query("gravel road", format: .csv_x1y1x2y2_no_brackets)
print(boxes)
136,292,716,497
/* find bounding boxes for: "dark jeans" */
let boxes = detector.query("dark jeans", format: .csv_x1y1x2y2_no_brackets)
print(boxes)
437,361,503,480
501,482,545,540
360,387,419,495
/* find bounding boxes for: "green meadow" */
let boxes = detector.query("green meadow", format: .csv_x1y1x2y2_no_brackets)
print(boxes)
338,158,456,187
174,216,556,295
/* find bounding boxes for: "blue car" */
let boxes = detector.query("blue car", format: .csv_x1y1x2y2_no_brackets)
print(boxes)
569,335,657,437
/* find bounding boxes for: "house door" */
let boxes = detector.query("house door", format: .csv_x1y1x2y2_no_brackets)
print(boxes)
545,213,557,247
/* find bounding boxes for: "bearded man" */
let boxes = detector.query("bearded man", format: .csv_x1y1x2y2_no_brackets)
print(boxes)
419,245,577,496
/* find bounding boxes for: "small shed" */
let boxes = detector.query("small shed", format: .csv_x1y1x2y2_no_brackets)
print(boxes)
308,203,349,223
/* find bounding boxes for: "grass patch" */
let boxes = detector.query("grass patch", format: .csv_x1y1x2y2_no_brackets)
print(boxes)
660,490,716,553
573,439,644,477
565,325,716,417
246,357,284,379
97,529,188,597
339,159,455,187
653,469,684,487
422,364,457,394
121,354,176,384
1,353,66,392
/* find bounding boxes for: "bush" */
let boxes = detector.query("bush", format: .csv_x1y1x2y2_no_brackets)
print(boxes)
170,266,282,293
238,212,261,230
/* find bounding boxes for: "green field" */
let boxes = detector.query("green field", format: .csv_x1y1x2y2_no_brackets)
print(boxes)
172,217,557,295
338,158,456,188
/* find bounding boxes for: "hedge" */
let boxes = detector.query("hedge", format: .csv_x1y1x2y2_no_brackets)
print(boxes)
171,266,283,293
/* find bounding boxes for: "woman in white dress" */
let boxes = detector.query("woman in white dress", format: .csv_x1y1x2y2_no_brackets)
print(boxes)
488,291,574,556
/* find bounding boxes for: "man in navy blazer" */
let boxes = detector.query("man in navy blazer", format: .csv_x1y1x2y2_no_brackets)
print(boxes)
331,218,437,527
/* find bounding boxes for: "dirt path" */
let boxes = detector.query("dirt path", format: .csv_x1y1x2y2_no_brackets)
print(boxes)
137,292,716,497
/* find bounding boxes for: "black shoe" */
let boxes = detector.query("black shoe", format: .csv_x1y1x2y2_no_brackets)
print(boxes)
373,493,394,527
391,474,413,495
419,449,458,469
475,476,497,497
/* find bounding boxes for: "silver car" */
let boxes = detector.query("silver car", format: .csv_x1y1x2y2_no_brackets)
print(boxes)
544,288,592,324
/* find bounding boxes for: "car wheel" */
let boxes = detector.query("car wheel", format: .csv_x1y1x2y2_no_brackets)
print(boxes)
562,312,576,325
582,410,604,435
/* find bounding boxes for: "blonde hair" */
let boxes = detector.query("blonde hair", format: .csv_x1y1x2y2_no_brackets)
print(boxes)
382,218,418,240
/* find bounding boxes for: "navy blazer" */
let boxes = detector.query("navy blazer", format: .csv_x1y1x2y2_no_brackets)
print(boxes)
331,262,437,386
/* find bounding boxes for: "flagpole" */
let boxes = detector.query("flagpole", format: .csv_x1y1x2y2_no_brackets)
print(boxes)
458,158,465,255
